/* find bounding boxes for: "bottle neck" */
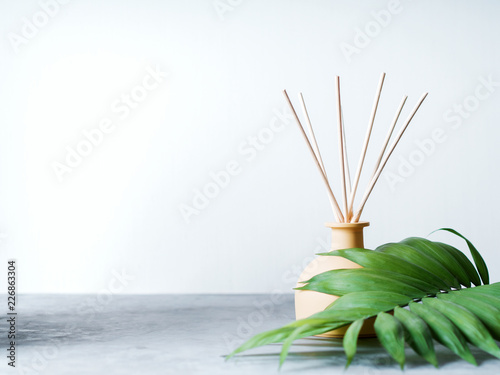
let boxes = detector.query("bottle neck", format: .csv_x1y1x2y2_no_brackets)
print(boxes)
326,222,370,251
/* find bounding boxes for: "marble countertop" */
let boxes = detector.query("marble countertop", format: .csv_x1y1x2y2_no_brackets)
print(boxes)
2,294,499,374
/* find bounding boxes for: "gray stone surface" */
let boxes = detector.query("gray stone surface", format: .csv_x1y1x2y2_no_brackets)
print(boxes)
1,294,499,374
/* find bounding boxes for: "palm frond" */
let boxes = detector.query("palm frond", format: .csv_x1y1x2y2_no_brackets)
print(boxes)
227,230,500,369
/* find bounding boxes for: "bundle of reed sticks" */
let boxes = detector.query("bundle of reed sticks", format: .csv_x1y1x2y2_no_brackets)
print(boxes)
283,73,427,223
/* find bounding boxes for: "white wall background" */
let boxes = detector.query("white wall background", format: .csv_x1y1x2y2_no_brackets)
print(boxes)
1,0,500,294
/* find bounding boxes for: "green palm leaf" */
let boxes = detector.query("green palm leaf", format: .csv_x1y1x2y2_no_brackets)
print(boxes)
376,242,461,289
434,242,481,286
432,228,489,284
409,301,477,365
422,298,500,358
343,319,364,367
374,312,406,369
457,287,500,308
328,291,412,311
319,248,450,290
437,292,500,340
459,282,500,298
227,230,499,370
400,237,471,287
279,324,321,367
394,306,438,367
297,268,435,298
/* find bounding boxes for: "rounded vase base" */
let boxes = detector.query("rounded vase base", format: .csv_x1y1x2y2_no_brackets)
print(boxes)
294,221,373,339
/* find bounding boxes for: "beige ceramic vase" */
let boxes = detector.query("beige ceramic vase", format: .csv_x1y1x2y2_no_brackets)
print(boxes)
295,221,376,337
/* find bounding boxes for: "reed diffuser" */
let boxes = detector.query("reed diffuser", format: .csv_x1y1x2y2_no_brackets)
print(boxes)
284,73,427,336
228,74,500,369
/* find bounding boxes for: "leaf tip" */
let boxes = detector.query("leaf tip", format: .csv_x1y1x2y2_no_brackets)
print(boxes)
345,358,353,369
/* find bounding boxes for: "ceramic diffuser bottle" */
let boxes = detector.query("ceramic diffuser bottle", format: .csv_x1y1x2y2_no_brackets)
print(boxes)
295,222,375,337
283,73,428,338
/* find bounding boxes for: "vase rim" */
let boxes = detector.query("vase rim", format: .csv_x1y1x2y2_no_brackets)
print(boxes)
324,221,370,228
